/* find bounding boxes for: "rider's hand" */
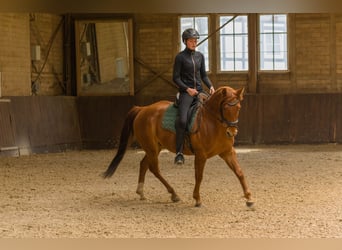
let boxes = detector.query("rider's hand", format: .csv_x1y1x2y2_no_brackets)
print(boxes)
209,86,215,95
187,88,199,97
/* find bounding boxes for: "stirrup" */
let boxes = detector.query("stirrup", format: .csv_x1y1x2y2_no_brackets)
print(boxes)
174,152,185,165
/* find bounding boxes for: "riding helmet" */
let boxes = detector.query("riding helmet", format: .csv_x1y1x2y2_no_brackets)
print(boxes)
182,28,200,44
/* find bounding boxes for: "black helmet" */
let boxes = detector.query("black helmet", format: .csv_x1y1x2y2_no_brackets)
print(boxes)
182,28,200,44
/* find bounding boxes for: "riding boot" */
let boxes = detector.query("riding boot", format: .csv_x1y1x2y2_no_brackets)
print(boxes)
175,128,185,165
174,152,185,165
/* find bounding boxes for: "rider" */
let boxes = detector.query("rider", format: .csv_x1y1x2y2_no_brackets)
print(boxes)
173,28,215,165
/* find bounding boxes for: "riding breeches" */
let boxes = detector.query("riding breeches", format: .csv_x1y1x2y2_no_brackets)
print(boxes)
175,92,196,153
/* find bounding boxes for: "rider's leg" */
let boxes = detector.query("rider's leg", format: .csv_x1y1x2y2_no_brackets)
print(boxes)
175,93,194,164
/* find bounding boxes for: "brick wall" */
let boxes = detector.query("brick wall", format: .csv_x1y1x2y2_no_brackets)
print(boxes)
134,14,178,104
1,13,342,98
294,14,332,92
0,13,64,96
30,13,64,95
0,13,31,96
133,13,342,101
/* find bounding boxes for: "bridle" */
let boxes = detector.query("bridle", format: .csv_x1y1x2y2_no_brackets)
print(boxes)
199,91,241,138
219,98,240,128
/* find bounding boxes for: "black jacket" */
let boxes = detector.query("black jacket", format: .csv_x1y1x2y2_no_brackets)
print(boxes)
173,48,212,93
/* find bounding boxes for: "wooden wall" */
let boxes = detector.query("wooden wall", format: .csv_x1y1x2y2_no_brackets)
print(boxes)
0,97,82,156
0,96,135,156
1,94,341,156
237,93,342,144
0,99,16,155
77,96,135,149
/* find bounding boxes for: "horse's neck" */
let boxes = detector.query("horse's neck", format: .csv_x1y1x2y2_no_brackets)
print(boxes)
199,100,222,126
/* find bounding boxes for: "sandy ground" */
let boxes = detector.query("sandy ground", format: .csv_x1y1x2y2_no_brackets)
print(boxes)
1,144,342,238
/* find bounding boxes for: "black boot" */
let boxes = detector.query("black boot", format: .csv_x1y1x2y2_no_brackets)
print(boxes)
175,113,186,166
174,152,185,165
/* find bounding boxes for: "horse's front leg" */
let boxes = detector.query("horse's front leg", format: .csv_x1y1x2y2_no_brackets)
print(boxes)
219,148,254,208
193,155,207,207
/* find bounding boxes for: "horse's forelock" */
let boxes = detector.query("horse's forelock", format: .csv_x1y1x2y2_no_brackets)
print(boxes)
216,87,229,97
221,87,234,99
208,86,235,106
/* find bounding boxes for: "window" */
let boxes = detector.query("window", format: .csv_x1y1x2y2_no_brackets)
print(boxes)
180,16,209,71
219,15,248,71
259,14,288,70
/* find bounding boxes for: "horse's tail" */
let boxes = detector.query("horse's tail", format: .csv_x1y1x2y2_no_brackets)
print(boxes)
102,106,141,178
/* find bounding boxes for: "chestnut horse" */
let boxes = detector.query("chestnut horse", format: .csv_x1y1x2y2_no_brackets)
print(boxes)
103,86,254,208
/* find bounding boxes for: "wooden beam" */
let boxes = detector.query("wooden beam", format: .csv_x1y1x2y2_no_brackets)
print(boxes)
248,14,258,93
134,57,176,94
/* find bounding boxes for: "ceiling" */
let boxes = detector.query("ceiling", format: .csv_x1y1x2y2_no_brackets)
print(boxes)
0,0,340,14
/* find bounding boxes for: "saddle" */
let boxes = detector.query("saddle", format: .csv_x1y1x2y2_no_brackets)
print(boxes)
161,92,209,133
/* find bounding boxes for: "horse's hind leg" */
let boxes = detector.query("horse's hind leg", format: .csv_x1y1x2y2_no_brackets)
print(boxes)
137,153,180,203
136,155,149,200
150,154,180,202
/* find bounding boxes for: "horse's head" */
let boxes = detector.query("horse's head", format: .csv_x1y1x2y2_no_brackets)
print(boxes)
205,86,245,137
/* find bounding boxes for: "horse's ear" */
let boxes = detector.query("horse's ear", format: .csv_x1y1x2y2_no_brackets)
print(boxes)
237,87,245,101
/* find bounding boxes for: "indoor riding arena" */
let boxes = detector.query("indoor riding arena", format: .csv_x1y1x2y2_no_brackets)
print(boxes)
1,2,342,240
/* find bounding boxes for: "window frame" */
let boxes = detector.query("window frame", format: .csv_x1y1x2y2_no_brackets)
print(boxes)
258,14,289,72
177,13,291,87
218,14,249,72
74,17,134,96
179,15,210,72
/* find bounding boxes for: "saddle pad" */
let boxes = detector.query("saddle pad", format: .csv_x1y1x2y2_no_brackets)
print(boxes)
161,104,197,133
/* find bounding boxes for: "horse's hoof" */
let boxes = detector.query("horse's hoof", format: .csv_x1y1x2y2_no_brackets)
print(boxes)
195,203,202,208
246,200,255,209
171,194,180,202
